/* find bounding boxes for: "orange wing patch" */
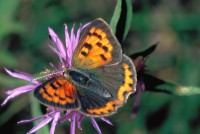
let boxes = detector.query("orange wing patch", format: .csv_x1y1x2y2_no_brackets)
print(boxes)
86,100,121,116
34,76,77,108
77,26,113,69
72,18,122,69
118,63,136,102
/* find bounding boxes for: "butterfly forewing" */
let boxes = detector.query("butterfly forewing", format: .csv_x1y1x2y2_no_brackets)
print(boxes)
72,18,122,69
34,76,79,109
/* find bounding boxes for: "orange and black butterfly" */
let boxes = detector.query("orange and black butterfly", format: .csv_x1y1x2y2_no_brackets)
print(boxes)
34,18,137,116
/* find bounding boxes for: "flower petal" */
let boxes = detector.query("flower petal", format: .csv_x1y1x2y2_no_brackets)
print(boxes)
4,68,39,84
48,44,61,56
70,24,75,53
1,85,36,106
74,22,91,51
100,117,113,126
50,112,60,134
74,26,81,49
18,115,46,124
18,110,56,124
58,111,72,124
77,113,84,130
48,27,66,60
27,116,52,134
90,117,102,134
130,91,141,119
130,80,145,119
64,24,72,67
5,85,36,95
70,112,76,134
48,44,66,68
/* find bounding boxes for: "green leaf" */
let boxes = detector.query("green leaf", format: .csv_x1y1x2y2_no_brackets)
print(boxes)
123,0,132,41
110,0,122,34
110,0,132,42
30,94,50,134
144,74,200,96
156,81,200,96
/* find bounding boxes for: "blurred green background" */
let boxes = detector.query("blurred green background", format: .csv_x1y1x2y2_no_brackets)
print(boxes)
0,0,200,134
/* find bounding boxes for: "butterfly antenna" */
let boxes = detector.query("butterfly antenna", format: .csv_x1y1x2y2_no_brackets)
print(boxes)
32,70,64,81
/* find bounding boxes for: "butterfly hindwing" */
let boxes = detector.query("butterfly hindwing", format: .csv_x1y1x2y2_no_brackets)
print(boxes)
73,55,137,116
90,54,137,103
72,18,122,69
77,87,122,116
34,76,79,109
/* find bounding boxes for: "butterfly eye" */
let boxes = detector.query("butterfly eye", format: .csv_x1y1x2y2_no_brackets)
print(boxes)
68,70,89,85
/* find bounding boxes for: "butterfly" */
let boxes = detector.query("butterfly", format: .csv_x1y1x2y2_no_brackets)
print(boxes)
34,18,137,116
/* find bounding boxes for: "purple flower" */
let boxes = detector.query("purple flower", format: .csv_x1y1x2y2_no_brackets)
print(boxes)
1,68,40,106
2,21,113,134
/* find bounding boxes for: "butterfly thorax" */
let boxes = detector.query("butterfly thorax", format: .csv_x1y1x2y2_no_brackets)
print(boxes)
64,68,90,87
65,68,113,99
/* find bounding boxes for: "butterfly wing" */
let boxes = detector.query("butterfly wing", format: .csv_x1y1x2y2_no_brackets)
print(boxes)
77,87,122,116
75,55,137,116
92,55,137,103
34,76,79,109
72,18,122,69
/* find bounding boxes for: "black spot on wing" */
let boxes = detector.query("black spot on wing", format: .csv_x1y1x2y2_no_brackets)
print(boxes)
88,32,92,36
56,81,62,87
102,46,108,52
93,32,102,40
81,51,88,56
43,86,52,98
96,42,102,47
50,83,57,90
83,43,92,50
100,54,107,61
